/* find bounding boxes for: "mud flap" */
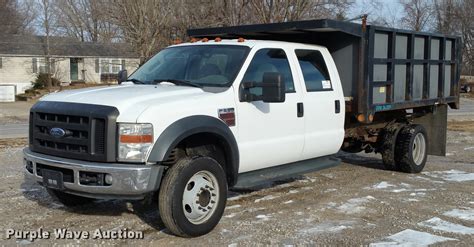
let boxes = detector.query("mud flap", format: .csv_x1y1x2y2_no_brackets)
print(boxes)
412,105,447,156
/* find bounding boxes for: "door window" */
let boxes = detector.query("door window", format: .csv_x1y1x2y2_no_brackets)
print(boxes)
295,50,331,91
242,49,295,95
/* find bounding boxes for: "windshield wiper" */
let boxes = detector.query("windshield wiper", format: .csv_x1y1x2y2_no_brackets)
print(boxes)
126,78,146,84
152,79,203,88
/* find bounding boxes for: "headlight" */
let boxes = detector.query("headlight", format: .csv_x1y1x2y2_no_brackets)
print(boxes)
118,123,153,162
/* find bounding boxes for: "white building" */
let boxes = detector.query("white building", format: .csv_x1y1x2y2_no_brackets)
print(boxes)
0,35,140,100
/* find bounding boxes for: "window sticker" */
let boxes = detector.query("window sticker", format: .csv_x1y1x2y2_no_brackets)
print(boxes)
322,80,332,89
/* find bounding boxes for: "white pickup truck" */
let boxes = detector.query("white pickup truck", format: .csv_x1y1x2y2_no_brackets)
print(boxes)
24,19,461,237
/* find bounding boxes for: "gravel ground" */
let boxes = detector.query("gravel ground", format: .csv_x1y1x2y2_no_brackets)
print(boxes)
0,98,472,246
0,132,473,246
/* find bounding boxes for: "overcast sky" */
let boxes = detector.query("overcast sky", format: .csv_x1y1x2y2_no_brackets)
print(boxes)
347,0,405,28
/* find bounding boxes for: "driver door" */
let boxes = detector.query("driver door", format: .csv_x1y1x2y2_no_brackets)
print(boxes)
236,48,304,173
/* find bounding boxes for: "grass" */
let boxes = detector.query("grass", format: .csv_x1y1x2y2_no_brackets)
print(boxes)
447,120,474,132
0,138,28,149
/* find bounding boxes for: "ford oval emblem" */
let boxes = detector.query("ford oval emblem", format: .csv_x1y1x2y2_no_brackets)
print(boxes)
49,127,66,138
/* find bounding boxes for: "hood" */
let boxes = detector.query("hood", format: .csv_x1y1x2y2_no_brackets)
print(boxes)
40,83,210,122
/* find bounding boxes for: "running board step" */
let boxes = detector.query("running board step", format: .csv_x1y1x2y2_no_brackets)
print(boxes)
232,155,340,189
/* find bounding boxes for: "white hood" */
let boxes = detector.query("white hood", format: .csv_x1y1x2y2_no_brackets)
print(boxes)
41,84,210,122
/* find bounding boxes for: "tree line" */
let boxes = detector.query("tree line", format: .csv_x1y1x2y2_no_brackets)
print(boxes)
1,0,473,74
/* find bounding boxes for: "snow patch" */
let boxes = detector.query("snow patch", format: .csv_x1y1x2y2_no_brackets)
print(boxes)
324,188,337,193
418,217,474,235
423,170,474,182
299,221,355,235
256,214,271,220
409,192,426,196
372,182,396,189
464,146,474,150
283,200,293,204
254,195,280,203
228,193,252,201
370,229,457,246
224,213,236,218
443,208,474,221
337,196,375,214
288,189,299,194
225,204,241,210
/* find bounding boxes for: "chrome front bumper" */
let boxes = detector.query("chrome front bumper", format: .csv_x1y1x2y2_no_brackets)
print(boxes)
23,148,164,199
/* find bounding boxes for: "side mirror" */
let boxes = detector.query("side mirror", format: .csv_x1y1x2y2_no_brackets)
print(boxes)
261,72,285,103
117,69,128,84
240,72,286,103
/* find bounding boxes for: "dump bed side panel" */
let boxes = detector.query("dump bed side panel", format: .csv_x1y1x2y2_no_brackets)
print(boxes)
366,26,461,117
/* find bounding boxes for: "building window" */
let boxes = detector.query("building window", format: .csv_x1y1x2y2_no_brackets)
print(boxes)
100,58,124,74
38,58,48,74
101,60,110,73
111,59,121,73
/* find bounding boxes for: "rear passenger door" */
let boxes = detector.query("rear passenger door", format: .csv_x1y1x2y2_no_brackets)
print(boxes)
294,49,345,159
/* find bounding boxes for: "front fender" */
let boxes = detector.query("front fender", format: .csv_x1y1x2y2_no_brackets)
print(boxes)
147,115,239,185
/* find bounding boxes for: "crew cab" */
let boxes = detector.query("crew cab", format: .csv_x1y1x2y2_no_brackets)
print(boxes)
24,19,461,237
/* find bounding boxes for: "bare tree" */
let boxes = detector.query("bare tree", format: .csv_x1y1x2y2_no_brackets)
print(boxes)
36,0,57,88
56,0,118,42
248,0,351,23
400,0,433,31
0,0,36,34
106,0,172,64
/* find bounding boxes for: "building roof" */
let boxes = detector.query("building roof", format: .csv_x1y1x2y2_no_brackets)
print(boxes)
0,35,139,58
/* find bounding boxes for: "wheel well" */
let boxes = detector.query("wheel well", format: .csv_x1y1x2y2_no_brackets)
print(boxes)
162,132,235,186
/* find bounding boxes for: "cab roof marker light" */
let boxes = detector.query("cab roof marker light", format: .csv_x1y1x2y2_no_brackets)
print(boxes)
215,37,222,42
201,38,209,42
238,37,245,42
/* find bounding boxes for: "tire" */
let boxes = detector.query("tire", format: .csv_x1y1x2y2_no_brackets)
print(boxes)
158,156,227,237
380,124,403,171
394,124,428,173
47,189,95,207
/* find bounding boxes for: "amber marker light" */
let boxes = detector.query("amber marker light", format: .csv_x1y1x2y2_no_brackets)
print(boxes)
215,37,222,42
119,134,153,143
237,37,245,42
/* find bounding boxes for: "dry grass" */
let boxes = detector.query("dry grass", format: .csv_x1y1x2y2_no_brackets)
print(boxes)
0,138,28,149
448,120,474,132
461,91,474,99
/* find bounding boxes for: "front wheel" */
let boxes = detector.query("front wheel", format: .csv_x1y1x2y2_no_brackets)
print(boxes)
395,124,428,173
158,156,227,237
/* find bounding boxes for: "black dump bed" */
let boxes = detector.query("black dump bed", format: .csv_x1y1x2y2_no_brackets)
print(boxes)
188,19,462,122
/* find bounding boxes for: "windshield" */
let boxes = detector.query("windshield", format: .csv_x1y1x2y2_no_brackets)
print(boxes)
129,45,250,87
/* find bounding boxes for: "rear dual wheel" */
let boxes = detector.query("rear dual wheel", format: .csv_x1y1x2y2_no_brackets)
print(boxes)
382,124,428,173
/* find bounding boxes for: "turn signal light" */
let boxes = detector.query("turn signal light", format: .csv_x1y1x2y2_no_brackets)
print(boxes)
120,135,153,143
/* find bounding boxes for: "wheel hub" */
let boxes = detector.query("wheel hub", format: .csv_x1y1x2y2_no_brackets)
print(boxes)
182,170,219,224
412,132,426,166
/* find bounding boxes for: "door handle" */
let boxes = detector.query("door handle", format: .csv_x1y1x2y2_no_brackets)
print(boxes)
297,102,304,117
335,100,341,114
